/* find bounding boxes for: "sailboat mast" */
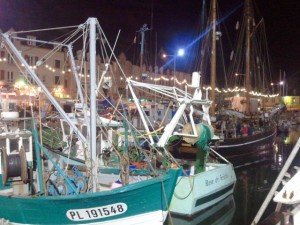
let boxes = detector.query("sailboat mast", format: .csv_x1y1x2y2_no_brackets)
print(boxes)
210,0,217,116
245,0,252,115
89,18,97,192
139,24,149,71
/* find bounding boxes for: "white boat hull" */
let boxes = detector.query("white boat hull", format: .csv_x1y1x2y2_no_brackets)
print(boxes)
169,163,236,217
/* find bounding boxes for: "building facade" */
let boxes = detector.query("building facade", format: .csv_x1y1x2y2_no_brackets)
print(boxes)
0,28,193,106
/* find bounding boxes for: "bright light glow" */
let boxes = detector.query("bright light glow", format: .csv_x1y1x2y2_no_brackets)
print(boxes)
177,49,184,56
14,80,26,88
162,49,185,58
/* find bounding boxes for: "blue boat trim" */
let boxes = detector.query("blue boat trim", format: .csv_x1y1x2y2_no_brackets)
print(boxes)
195,184,235,207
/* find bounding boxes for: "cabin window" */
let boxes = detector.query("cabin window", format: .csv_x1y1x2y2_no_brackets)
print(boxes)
62,121,71,135
9,102,17,111
81,125,87,138
0,139,5,148
23,138,30,152
9,139,19,153
100,129,108,141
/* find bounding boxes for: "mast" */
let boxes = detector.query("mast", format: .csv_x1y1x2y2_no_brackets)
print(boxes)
89,18,97,192
245,0,253,115
138,24,149,72
210,0,216,116
199,0,208,85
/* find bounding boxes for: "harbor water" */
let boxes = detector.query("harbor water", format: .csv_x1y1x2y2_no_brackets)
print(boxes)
166,125,300,225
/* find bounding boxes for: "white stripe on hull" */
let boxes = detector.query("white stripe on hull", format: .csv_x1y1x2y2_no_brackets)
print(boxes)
219,131,276,148
9,210,168,225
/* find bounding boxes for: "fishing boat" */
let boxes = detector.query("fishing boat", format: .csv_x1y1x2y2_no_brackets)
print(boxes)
35,16,236,219
125,72,236,217
41,66,236,217
0,18,181,225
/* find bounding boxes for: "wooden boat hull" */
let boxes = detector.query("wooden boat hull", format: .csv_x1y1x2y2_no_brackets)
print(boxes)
169,163,236,217
216,127,276,152
0,168,180,225
170,127,276,166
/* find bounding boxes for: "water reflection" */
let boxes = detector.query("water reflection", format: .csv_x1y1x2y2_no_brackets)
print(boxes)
232,163,280,224
166,125,300,225
166,195,235,225
232,125,300,225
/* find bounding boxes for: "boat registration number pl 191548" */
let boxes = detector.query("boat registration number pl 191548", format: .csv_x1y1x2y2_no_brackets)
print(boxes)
66,203,128,221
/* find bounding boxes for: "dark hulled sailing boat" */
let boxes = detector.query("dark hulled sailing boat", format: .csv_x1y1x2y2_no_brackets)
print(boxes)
169,0,283,166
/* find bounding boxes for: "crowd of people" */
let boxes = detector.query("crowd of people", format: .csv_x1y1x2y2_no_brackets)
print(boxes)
216,116,265,139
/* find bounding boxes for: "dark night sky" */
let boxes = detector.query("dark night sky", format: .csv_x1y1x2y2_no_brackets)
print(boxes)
0,0,299,80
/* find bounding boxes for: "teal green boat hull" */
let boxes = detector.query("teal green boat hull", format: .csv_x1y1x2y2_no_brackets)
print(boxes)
0,169,180,225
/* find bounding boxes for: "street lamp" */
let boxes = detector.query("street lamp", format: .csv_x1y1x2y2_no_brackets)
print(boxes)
235,73,246,90
270,82,274,94
271,81,284,96
163,49,184,86
279,81,284,96
235,73,246,76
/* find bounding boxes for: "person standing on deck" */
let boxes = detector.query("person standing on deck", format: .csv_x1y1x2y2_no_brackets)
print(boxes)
236,119,242,136
221,119,227,138
242,123,248,136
